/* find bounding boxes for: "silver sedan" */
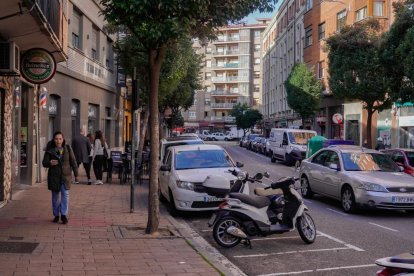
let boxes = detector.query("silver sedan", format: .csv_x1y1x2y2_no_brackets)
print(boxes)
298,145,414,213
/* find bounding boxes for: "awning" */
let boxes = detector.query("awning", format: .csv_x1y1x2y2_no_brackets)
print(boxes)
395,101,413,107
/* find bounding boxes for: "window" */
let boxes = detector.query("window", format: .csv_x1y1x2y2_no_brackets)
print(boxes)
305,26,312,48
206,47,211,54
312,150,330,166
254,72,260,79
355,7,367,22
325,151,340,168
254,84,260,92
106,39,113,68
88,104,99,134
205,72,211,80
71,8,82,49
254,44,261,52
205,99,210,105
318,22,325,40
337,10,347,31
306,0,312,11
189,111,196,118
254,31,261,37
91,26,99,60
206,60,211,68
318,61,324,79
374,1,384,16
254,58,260,65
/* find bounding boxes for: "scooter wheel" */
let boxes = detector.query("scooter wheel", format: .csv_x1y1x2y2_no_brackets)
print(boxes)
213,217,242,248
297,212,316,244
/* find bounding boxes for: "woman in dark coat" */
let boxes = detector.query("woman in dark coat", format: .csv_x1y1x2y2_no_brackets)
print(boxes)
42,131,78,224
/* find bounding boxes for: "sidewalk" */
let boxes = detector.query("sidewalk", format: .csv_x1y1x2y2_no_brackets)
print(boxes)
0,171,220,276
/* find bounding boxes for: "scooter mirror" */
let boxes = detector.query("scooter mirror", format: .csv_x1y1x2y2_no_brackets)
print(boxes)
254,173,263,180
264,172,270,178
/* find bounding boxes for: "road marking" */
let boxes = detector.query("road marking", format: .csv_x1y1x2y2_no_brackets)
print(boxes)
317,231,365,252
233,247,350,258
259,264,377,276
326,208,349,216
369,222,399,232
251,234,322,241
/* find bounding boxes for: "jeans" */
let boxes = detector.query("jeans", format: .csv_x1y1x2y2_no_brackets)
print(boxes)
52,183,69,216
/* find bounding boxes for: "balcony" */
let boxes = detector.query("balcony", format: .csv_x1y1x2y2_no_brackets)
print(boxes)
211,116,236,122
210,90,240,96
211,76,249,83
211,103,237,109
0,0,67,62
212,50,240,56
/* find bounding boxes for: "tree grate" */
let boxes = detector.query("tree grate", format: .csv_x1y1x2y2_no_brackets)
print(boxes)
0,241,39,254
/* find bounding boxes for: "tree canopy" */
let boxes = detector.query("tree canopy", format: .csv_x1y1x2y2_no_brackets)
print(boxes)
284,63,321,125
230,103,263,136
326,19,390,148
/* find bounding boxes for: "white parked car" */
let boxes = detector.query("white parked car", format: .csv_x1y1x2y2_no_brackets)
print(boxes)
158,144,240,215
160,136,203,165
206,132,232,141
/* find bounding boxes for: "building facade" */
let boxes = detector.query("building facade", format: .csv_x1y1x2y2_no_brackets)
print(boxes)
182,20,270,132
0,0,122,207
262,0,307,135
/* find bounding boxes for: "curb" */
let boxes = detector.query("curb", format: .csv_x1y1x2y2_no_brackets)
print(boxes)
167,215,247,276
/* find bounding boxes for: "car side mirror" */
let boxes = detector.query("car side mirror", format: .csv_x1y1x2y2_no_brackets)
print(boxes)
236,161,244,168
398,166,405,172
329,163,339,171
160,165,171,172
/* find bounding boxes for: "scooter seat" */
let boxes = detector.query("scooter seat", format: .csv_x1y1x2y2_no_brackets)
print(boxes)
255,187,283,197
229,193,271,208
390,253,414,264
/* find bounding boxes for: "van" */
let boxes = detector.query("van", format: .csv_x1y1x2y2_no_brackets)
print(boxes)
268,128,316,165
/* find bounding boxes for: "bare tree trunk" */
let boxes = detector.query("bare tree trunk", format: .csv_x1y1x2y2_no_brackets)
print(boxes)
137,105,149,166
146,47,166,235
366,108,374,149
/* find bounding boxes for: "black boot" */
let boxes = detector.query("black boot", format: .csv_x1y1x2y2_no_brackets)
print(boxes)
61,215,68,224
52,216,59,223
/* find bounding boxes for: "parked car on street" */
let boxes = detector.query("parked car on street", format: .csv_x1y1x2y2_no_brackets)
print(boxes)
244,133,260,149
257,137,268,154
158,144,241,214
298,145,414,213
382,149,414,177
160,136,204,165
205,132,232,141
251,136,263,152
198,130,211,140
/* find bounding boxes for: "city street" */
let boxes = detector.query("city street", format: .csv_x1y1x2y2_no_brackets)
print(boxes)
174,141,414,276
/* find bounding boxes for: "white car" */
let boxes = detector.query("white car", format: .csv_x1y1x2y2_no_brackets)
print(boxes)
160,136,204,165
159,144,240,214
206,132,232,141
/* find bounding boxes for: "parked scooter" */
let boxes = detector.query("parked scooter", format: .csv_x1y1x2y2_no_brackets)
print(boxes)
207,171,316,248
375,251,414,275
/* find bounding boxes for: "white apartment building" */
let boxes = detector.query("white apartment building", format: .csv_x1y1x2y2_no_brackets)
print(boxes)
183,20,270,132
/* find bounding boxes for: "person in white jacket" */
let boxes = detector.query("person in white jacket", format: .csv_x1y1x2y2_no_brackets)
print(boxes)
92,130,109,185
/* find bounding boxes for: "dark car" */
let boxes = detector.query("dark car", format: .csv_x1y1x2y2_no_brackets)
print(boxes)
251,136,263,152
257,138,268,154
245,134,260,150
382,149,414,177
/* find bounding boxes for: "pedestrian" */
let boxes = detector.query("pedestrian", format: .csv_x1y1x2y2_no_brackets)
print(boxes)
92,130,108,185
375,137,386,151
72,128,92,185
42,131,78,224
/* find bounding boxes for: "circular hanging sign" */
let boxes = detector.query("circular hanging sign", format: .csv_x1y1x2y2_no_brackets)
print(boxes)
20,48,56,84
332,113,343,124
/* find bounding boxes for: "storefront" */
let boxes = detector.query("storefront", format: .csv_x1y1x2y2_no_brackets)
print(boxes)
397,103,414,149
377,109,392,148
344,102,362,146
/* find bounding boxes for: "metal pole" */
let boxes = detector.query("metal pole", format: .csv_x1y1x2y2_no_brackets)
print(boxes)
130,67,137,212
36,84,42,183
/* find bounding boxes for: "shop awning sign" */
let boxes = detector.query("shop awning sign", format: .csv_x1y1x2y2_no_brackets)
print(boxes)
21,48,56,84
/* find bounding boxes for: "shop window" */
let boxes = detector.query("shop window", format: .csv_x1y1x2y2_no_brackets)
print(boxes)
48,95,61,141
88,104,99,134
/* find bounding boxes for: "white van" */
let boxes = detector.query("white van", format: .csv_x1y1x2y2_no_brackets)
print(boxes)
268,128,316,165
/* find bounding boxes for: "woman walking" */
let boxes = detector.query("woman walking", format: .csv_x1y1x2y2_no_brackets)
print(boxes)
93,130,108,185
42,131,78,224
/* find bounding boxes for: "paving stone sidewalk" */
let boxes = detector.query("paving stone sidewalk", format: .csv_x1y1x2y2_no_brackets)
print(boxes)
0,173,220,276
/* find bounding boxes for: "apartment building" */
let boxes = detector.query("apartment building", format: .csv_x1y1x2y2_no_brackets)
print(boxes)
303,0,396,145
0,0,68,205
0,0,121,206
182,20,270,132
262,0,307,135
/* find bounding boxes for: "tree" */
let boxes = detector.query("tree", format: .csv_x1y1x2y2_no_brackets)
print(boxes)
284,63,322,127
100,0,276,234
380,0,414,104
326,19,390,148
230,103,263,136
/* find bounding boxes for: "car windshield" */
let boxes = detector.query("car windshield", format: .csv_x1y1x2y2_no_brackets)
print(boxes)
342,152,400,172
175,149,234,170
406,152,414,167
288,132,315,145
163,140,203,157
249,134,259,141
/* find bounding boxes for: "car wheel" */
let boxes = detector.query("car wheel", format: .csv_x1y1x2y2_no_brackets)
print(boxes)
341,186,357,213
301,176,314,199
270,154,276,163
168,189,179,217
224,138,228,141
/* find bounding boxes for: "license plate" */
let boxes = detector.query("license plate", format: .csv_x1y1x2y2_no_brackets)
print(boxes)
208,213,217,227
203,196,223,202
392,196,414,203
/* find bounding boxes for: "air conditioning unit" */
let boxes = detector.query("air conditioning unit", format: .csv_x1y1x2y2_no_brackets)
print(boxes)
0,42,20,74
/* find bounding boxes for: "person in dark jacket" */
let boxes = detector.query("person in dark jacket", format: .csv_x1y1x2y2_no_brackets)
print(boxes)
72,128,92,185
375,137,386,151
42,131,78,224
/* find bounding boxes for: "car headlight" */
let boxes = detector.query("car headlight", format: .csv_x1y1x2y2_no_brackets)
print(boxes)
237,171,247,180
176,181,195,191
359,182,388,192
